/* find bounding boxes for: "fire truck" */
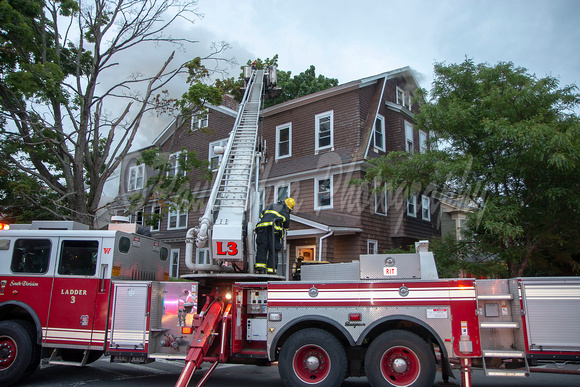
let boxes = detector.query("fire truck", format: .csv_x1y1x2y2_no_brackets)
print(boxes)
2,67,580,387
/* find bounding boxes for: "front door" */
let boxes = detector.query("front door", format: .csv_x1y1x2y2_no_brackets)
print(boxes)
45,238,102,349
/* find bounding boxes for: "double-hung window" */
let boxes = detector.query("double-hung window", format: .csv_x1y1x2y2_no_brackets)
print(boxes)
276,184,290,203
374,180,387,216
128,164,144,191
315,111,333,153
422,195,431,221
374,115,385,151
315,177,333,210
169,151,187,178
151,205,161,232
405,121,414,153
168,209,187,230
407,194,417,217
191,113,209,131
367,239,378,254
170,249,180,278
419,130,427,154
276,123,292,160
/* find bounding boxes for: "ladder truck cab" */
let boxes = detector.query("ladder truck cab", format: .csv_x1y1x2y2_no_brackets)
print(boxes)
0,220,171,385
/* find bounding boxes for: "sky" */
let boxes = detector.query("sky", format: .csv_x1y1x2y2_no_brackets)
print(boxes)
194,0,579,92
124,0,579,148
102,0,580,196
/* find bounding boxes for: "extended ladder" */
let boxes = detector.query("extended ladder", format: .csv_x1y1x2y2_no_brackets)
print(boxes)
195,69,266,264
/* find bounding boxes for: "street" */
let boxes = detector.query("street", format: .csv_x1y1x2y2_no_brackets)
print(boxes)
15,358,580,387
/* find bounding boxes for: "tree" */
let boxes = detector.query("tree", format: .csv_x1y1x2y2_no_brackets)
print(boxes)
215,55,338,108
0,0,229,227
362,59,580,277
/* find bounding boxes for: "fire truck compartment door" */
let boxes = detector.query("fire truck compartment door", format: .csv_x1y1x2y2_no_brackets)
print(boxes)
522,279,580,351
109,282,150,350
45,237,103,348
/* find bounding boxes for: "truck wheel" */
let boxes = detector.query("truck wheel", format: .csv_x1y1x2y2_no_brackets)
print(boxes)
15,320,41,376
364,330,435,387
0,320,34,386
278,328,347,387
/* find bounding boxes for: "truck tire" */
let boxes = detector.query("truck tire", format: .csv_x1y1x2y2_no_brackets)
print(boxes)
15,320,41,376
0,320,35,386
278,328,347,387
364,330,435,387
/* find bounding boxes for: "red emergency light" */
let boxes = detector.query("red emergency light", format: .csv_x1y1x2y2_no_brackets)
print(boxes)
0,223,9,230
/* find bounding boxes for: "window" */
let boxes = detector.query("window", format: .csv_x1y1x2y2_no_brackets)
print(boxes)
422,195,431,221
405,121,414,153
132,211,143,225
419,130,427,154
58,240,98,276
168,209,188,230
169,151,187,177
374,180,387,216
11,239,51,274
396,87,406,107
276,123,292,160
276,184,290,203
128,164,144,191
315,177,333,210
151,205,161,232
374,114,385,151
209,138,228,171
315,111,333,152
170,249,180,278
367,239,378,254
191,113,209,131
196,248,210,265
407,194,417,217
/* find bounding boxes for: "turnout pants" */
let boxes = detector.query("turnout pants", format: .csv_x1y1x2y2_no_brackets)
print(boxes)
255,226,281,273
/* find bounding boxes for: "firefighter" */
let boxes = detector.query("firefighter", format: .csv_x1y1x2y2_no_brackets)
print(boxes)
254,197,295,274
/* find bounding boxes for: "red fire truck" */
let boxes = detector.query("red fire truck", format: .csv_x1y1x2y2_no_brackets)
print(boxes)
2,67,580,387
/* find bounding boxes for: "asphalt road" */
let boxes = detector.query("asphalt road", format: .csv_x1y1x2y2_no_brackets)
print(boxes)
15,358,580,387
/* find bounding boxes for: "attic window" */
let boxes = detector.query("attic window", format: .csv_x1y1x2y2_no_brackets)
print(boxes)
191,113,209,131
374,115,385,151
128,164,144,191
396,87,406,107
315,111,333,153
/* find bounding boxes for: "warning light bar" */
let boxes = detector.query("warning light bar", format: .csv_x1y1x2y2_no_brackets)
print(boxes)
0,223,9,231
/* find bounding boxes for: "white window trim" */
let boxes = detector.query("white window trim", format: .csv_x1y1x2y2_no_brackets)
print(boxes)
209,138,228,171
315,111,334,153
315,176,333,210
151,205,161,232
169,151,187,177
275,183,290,203
422,195,431,221
168,209,188,230
407,194,417,217
170,249,180,278
374,180,387,216
128,164,144,191
405,121,414,153
275,122,292,160
419,130,427,154
374,114,386,151
196,247,210,265
191,112,209,131
367,239,379,254
396,87,406,107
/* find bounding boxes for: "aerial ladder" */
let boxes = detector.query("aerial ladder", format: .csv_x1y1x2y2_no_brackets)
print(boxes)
177,67,280,386
185,67,279,274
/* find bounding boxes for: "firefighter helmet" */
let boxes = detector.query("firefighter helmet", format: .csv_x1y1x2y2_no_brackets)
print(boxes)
285,197,296,210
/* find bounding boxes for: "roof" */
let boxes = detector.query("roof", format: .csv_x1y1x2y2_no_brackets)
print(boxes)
288,212,362,238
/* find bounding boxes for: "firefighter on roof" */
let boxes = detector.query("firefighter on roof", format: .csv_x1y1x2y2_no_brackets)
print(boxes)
255,197,295,274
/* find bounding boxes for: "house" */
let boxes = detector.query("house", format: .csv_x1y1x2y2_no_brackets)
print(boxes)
109,67,441,278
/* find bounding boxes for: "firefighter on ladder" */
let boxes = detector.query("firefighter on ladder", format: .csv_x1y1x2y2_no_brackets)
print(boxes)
254,197,295,274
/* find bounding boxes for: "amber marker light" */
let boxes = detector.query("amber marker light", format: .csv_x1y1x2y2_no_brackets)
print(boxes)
182,327,193,335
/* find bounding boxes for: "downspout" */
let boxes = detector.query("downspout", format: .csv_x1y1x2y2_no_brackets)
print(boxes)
318,231,334,261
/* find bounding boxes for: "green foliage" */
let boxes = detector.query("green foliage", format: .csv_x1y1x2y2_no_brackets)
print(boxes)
216,55,338,108
360,59,580,277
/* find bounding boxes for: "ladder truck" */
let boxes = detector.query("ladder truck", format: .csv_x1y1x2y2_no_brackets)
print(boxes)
1,67,580,387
